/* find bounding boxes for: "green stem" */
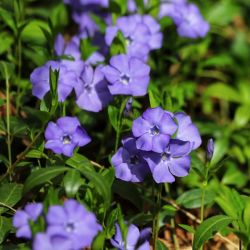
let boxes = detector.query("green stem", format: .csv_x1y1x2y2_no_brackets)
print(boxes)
165,183,180,250
170,218,180,250
4,64,12,177
152,184,162,249
16,35,22,113
200,164,209,223
114,97,129,151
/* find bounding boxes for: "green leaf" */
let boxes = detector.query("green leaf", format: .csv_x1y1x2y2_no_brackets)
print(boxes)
23,167,68,193
0,7,16,33
92,231,105,250
80,38,98,61
156,240,169,250
50,3,68,30
193,215,233,250
204,83,241,103
0,216,12,244
0,32,14,55
63,170,82,198
108,105,119,131
112,180,143,210
178,224,195,234
26,149,48,159
176,189,216,209
66,153,93,172
110,31,126,56
105,208,119,239
0,61,15,80
0,183,23,214
243,200,250,235
234,105,250,127
67,158,111,209
222,164,247,188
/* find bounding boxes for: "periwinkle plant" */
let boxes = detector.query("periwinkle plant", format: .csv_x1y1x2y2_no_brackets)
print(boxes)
7,0,213,249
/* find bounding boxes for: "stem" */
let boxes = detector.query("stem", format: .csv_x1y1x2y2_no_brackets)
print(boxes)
16,35,22,113
114,97,129,151
165,183,180,250
170,218,180,250
200,163,209,223
0,202,16,213
152,184,162,249
200,163,210,250
4,64,12,177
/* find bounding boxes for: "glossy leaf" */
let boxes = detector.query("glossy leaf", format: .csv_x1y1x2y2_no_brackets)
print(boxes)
0,183,23,214
23,167,68,193
193,215,233,250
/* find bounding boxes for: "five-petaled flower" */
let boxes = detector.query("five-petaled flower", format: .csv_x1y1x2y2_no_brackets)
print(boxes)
111,137,150,182
13,203,43,239
102,54,150,96
44,116,91,157
46,199,102,250
132,107,177,152
75,65,113,112
111,223,151,250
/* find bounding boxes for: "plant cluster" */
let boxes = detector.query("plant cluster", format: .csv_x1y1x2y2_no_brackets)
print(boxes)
0,0,250,249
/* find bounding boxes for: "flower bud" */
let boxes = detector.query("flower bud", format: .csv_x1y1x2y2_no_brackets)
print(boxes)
206,138,214,161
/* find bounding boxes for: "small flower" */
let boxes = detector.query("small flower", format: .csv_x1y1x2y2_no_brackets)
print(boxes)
140,15,163,50
75,65,113,112
105,14,162,60
158,0,186,21
13,203,43,239
111,137,150,182
105,15,151,61
102,54,150,96
54,33,81,60
132,107,177,152
46,199,102,250
174,112,202,150
175,4,210,38
33,233,72,250
45,116,91,157
206,138,214,161
111,223,151,250
30,61,78,102
144,139,191,183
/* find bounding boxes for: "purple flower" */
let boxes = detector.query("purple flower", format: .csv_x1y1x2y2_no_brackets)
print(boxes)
132,107,177,153
102,54,150,96
13,203,43,239
159,0,186,21
44,117,91,157
75,65,113,112
64,0,108,8
144,139,191,183
33,233,72,250
206,138,214,161
111,223,151,250
140,15,163,50
111,137,150,182
46,199,102,250
30,61,78,102
175,4,209,38
54,34,81,60
105,15,151,61
174,112,201,150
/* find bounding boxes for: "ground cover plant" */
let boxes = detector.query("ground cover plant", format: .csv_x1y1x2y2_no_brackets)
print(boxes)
0,0,250,249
